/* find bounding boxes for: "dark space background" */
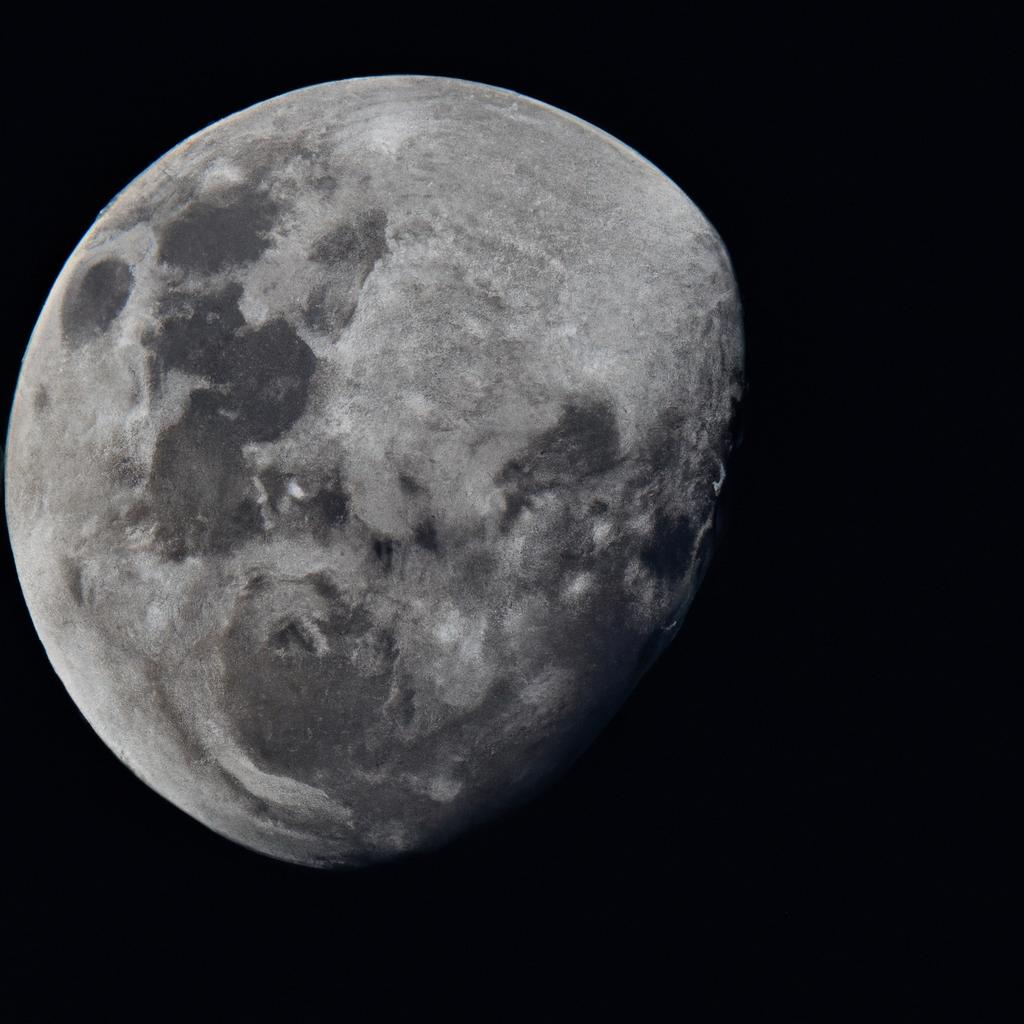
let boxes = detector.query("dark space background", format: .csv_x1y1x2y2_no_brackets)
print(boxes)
3,12,1015,1018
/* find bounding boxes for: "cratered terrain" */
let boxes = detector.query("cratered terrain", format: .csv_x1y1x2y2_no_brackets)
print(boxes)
6,76,743,867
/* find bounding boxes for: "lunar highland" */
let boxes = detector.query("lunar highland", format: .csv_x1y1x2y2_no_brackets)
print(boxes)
6,76,743,866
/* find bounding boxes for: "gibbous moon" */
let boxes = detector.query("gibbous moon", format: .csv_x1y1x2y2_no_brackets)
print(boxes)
6,76,743,866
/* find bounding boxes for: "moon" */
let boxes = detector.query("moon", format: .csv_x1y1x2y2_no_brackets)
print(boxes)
6,76,743,867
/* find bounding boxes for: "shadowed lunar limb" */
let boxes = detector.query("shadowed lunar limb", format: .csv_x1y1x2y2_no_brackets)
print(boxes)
6,76,743,867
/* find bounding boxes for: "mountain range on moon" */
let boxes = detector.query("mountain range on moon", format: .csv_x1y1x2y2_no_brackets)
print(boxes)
5,76,743,867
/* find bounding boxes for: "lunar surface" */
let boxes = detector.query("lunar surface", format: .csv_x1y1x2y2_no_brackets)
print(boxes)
6,76,743,867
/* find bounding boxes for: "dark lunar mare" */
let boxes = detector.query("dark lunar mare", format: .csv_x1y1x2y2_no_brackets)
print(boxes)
141,282,317,560
157,182,281,274
304,209,389,334
219,574,398,782
496,395,621,531
61,258,134,344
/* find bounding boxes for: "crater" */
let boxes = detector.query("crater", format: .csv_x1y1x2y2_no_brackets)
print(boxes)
270,618,324,657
